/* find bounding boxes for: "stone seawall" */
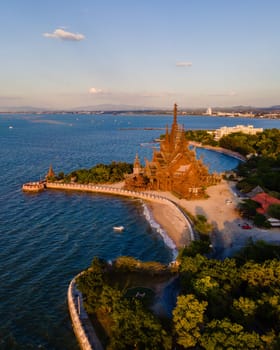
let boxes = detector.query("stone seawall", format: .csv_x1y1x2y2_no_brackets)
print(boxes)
46,182,194,242
68,276,103,350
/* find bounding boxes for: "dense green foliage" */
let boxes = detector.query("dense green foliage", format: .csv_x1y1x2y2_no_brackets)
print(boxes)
227,129,280,225
184,130,217,146
182,128,280,159
77,242,280,349
236,155,280,194
62,161,133,184
268,204,280,220
77,257,173,349
219,128,280,157
193,214,213,236
234,239,280,265
175,242,280,349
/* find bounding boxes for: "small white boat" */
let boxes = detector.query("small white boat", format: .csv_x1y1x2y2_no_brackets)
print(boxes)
113,226,124,231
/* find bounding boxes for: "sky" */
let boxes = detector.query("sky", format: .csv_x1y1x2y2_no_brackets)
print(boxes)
0,0,279,110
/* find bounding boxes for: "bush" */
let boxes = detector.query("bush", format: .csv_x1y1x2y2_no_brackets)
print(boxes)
253,213,271,228
267,204,280,220
194,215,213,236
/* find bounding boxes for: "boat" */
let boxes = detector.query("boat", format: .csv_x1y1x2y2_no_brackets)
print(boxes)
113,226,124,231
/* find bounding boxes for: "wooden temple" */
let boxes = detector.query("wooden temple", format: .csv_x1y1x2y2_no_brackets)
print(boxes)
125,104,220,199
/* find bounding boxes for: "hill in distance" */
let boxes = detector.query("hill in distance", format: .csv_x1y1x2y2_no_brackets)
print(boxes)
0,104,279,113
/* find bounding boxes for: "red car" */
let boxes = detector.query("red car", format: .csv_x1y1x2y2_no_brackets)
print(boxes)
241,223,252,229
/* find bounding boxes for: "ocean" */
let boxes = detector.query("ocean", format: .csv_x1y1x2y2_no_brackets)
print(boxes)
0,113,279,349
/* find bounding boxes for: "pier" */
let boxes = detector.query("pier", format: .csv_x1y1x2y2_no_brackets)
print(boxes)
22,181,45,192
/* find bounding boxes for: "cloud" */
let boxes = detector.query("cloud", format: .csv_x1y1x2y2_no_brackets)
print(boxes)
89,87,105,94
43,28,85,41
176,61,192,67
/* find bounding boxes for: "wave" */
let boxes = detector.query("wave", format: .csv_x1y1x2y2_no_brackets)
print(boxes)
141,201,178,260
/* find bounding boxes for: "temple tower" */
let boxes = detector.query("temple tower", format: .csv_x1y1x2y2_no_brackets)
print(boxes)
133,153,142,175
173,103,178,126
46,164,55,180
126,103,221,198
170,103,178,148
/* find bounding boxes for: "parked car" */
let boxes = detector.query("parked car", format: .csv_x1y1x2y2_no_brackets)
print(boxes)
241,223,252,229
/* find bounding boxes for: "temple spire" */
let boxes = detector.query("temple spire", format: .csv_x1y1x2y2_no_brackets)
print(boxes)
170,103,178,145
46,164,55,180
133,153,141,175
173,103,177,125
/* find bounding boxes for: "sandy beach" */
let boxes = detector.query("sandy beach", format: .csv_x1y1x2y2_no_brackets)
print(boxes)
145,180,280,257
145,201,192,249
105,180,280,257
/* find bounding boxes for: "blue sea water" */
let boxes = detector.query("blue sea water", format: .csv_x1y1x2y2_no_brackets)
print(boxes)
0,113,279,349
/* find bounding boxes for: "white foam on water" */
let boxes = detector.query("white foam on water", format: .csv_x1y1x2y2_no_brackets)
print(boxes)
142,201,178,260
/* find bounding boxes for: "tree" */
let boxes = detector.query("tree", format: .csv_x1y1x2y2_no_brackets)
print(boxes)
253,213,271,228
184,129,217,146
178,239,211,258
232,297,257,326
219,133,256,156
193,276,219,297
99,285,122,314
234,239,280,264
268,204,280,220
76,257,105,312
194,214,213,236
109,299,171,350
200,318,265,349
239,199,260,219
173,294,207,348
64,161,133,184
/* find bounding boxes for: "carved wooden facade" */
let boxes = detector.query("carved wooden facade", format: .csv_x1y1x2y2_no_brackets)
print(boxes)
125,104,220,198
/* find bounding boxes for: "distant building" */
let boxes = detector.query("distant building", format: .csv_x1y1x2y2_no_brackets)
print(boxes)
206,107,212,115
125,104,221,199
214,125,263,141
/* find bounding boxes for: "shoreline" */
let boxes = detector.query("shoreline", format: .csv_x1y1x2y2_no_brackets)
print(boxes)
144,201,193,250
148,180,280,258
24,180,280,258
188,141,246,162
44,182,195,250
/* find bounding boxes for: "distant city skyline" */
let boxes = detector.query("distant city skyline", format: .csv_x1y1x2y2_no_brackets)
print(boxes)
0,0,279,110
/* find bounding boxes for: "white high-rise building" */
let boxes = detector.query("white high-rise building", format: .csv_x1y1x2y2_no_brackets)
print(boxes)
206,107,212,115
